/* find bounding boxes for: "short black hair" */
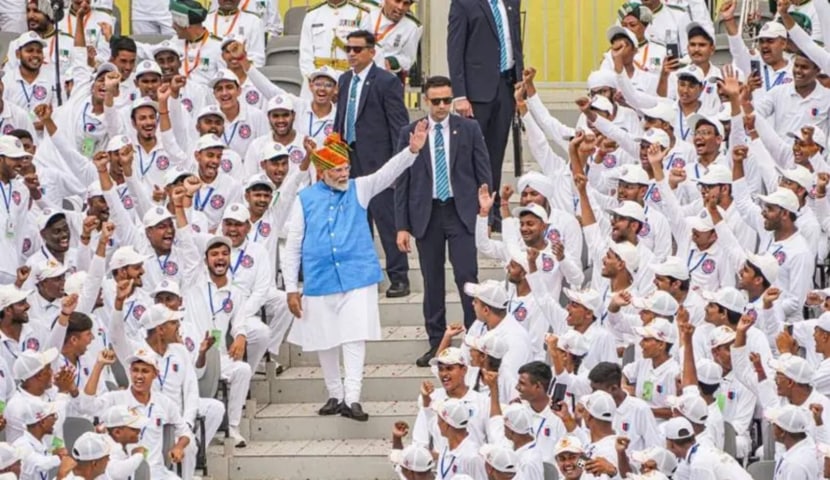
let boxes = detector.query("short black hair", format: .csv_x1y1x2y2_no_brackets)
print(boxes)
671,277,691,292
610,33,635,47
346,30,376,47
746,260,772,290
7,129,32,142
722,307,742,327
571,354,585,375
424,75,452,93
687,27,714,45
518,361,552,392
110,36,137,57
486,356,502,371
43,213,66,230
588,362,623,386
698,381,719,396
66,312,93,338
246,184,274,194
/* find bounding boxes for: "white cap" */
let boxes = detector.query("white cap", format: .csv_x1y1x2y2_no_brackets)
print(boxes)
629,471,670,480
152,279,181,298
152,40,180,56
607,25,638,46
428,346,467,366
141,304,184,330
15,31,47,49
686,211,715,233
13,347,58,381
776,165,815,191
631,291,679,317
465,330,508,359
651,256,690,281
609,241,640,275
0,135,29,158
641,101,677,124
309,66,340,83
554,435,585,455
768,353,815,384
0,443,20,470
557,330,589,356
260,142,290,161
0,284,31,311
587,70,618,90
130,96,159,113
708,325,736,348
86,182,103,199
245,173,276,192
105,134,131,152
64,271,87,297
676,64,705,84
209,68,239,89
715,103,733,123
479,444,519,473
635,128,671,148
746,252,780,284
389,444,434,472
125,348,160,369
757,188,800,214
635,317,678,344
502,403,535,435
463,280,508,309
817,311,830,333
266,94,295,112
590,95,615,115
205,235,232,252
164,167,194,186
135,60,162,78
695,164,732,185
630,447,678,476
701,287,747,314
32,259,68,283
94,62,117,78
219,32,245,50
563,287,602,312
100,405,149,430
35,208,65,231
72,432,110,461
607,200,645,224
196,134,226,152
787,126,827,150
615,165,650,185
697,359,723,384
511,203,548,221
764,404,811,433
757,20,788,39
196,105,226,122
432,398,471,429
688,112,724,138
579,390,616,422
20,398,57,425
667,392,709,424
686,21,715,42
222,202,250,223
507,245,530,272
142,206,173,228
109,246,150,271
663,416,695,440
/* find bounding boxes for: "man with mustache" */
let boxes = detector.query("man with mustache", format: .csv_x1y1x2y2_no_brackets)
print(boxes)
362,0,423,81
284,122,427,421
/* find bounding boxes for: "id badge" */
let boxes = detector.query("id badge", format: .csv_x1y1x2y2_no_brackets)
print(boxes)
642,380,654,401
716,392,726,412
51,436,64,452
5,218,14,238
81,137,96,158
211,328,223,346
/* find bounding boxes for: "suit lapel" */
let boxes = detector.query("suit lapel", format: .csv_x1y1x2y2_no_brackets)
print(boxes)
356,64,376,119
448,115,460,169
420,117,433,178
478,0,498,37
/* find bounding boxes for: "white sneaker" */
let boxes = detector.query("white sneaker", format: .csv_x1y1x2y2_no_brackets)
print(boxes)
228,426,247,448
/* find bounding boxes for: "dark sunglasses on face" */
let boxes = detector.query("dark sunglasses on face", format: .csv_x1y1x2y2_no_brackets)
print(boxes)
345,46,367,53
429,97,453,106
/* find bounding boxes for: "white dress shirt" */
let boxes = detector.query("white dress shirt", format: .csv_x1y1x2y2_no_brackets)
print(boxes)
429,116,452,199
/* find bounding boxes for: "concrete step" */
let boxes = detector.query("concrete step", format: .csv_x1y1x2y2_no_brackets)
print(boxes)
208,439,396,480
270,364,433,403
248,401,418,441
378,257,505,291
287,327,431,366
377,291,463,327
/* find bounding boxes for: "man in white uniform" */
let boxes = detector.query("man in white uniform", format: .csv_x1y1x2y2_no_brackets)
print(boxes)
284,123,427,420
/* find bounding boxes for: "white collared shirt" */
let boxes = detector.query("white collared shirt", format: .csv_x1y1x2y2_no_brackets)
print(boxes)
429,116,452,198
754,82,830,139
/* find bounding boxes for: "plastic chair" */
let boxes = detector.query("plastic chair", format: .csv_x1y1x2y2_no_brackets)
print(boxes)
162,424,183,476
622,344,635,366
0,31,19,65
198,346,222,399
543,462,559,480
747,460,775,480
111,4,122,37
63,417,95,453
133,460,151,480
260,65,303,96
131,34,169,46
283,7,307,36
723,421,738,459
111,360,130,388
265,35,300,67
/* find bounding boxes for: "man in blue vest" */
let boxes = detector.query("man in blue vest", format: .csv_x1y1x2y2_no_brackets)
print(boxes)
283,122,428,421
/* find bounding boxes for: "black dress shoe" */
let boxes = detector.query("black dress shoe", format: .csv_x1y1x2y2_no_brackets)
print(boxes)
318,398,342,416
341,402,369,421
415,347,438,368
386,282,410,298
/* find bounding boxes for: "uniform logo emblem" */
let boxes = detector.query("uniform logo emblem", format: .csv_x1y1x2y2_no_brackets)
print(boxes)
546,228,560,244
25,337,39,351
33,85,47,100
122,195,134,209
164,261,179,275
238,124,251,139
133,305,146,319
185,337,195,352
774,250,786,265
156,155,170,170
220,158,233,172
701,258,715,274
745,308,758,321
638,222,651,237
241,254,254,268
11,191,20,205
210,194,225,209
671,158,686,169
324,124,334,135
513,306,527,321
21,238,31,254
602,154,617,168
2,125,13,135
541,254,554,272
289,149,304,164
182,98,193,112
223,298,234,312
258,222,271,237
649,187,661,203
245,90,260,105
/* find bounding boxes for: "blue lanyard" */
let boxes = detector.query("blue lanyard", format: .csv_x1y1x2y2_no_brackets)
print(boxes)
0,182,13,214
193,187,215,211
4,340,20,359
124,300,136,322
678,106,691,141
664,153,676,171
763,65,786,92
308,112,329,138
251,220,262,243
139,403,154,439
137,148,158,177
157,253,169,272
230,249,246,275
64,357,82,388
223,121,240,146
600,286,610,323
118,185,130,200
207,282,231,317
687,249,708,273
82,102,102,132
439,447,456,478
18,80,36,108
535,417,547,438
156,356,171,389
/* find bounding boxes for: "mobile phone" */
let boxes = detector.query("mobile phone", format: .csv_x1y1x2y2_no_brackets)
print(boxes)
550,383,568,410
576,453,591,468
750,60,761,77
665,29,679,59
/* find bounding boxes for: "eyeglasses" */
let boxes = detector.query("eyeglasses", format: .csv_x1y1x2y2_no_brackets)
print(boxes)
344,46,367,53
429,97,453,106
312,81,335,88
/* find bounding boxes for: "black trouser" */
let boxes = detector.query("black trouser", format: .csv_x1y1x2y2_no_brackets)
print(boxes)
368,188,409,285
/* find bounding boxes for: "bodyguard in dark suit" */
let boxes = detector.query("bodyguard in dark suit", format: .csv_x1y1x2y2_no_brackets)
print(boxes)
447,0,522,231
334,30,411,297
395,76,491,366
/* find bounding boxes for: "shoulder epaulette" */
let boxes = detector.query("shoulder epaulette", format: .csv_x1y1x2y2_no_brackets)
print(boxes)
306,1,327,12
404,11,421,26
666,4,689,13
349,0,370,13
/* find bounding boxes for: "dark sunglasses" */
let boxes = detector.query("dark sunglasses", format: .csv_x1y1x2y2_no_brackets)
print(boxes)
429,97,453,106
344,46,367,53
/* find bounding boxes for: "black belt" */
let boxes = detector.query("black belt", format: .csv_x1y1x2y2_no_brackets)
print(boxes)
433,198,454,206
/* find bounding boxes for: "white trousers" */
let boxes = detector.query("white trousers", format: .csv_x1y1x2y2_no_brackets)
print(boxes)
263,287,294,355
180,397,224,479
220,355,253,428
243,316,270,372
132,19,175,35
317,340,365,405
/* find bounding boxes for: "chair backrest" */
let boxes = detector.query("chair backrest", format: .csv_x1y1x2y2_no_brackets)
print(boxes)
261,66,303,96
762,420,775,460
111,361,130,388
283,7,307,36
746,460,776,480
543,462,559,480
266,50,300,67
0,31,19,65
63,417,95,453
162,424,175,470
198,346,221,399
723,421,738,459
130,34,169,45
111,4,122,36
134,460,151,480
265,35,300,67
622,344,635,366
